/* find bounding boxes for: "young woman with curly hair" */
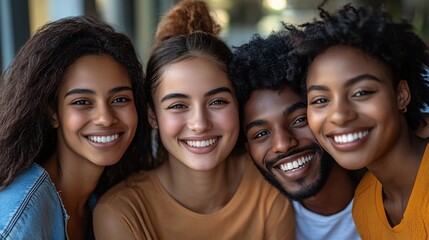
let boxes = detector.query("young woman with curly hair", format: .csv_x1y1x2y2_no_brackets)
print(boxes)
300,4,429,238
0,16,151,239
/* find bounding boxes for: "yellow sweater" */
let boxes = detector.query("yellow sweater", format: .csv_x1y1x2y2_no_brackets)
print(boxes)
93,153,295,240
353,143,429,239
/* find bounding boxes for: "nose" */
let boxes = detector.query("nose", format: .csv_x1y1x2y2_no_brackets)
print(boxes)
93,103,118,126
327,99,357,126
188,106,212,133
271,127,298,154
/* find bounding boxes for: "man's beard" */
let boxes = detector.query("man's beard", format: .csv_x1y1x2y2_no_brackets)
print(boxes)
252,142,334,201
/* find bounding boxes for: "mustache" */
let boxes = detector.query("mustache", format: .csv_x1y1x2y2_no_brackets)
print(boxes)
265,142,322,169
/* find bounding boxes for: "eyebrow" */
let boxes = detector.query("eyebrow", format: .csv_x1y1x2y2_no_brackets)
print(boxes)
64,86,132,98
160,87,233,103
284,101,307,116
245,100,306,134
245,119,264,134
204,87,232,97
307,74,381,93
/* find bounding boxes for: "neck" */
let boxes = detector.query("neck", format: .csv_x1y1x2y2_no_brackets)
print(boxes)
155,152,245,214
43,152,104,239
366,133,427,226
367,133,427,197
301,163,357,216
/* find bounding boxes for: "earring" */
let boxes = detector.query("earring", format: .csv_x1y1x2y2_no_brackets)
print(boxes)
400,106,407,113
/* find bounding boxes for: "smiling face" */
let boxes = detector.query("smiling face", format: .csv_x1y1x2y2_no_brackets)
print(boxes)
149,56,239,171
306,45,408,170
244,87,333,200
54,54,138,168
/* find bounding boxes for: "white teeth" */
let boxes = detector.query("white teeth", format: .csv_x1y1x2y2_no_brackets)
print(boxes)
333,130,369,144
279,154,314,172
88,134,119,143
186,138,217,148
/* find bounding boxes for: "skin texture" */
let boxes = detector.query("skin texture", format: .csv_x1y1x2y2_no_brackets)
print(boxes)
45,54,138,239
306,44,428,226
244,87,327,198
243,86,354,215
148,55,243,214
54,54,138,168
149,56,239,171
307,45,406,170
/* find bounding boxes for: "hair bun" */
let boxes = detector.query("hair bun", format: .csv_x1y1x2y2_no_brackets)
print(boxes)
155,0,221,45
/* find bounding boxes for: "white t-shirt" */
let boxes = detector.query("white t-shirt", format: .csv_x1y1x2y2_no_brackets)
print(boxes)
292,199,360,240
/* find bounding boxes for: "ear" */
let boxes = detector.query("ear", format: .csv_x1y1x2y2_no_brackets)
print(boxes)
396,80,411,112
49,108,59,128
147,106,158,129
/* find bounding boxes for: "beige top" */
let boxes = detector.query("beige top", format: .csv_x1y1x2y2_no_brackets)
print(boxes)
93,153,295,240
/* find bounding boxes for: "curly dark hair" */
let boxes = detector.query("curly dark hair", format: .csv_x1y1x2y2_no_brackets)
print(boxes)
297,4,429,130
229,24,305,136
0,16,153,193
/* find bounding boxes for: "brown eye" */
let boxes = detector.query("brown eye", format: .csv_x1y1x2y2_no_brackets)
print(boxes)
310,97,328,105
210,99,229,106
71,99,90,105
168,103,186,109
353,90,374,97
255,130,269,139
292,116,308,126
112,97,131,103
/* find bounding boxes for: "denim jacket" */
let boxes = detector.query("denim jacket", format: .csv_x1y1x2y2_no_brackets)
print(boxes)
0,163,68,240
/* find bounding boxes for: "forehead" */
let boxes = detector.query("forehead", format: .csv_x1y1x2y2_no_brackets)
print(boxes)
61,54,131,91
156,56,232,96
244,87,302,121
307,45,392,84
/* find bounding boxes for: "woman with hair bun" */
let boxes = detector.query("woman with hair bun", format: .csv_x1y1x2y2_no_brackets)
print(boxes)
93,1,295,239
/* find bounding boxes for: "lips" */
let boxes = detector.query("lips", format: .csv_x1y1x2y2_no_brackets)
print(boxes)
184,138,218,148
276,154,314,172
332,130,369,144
87,133,120,143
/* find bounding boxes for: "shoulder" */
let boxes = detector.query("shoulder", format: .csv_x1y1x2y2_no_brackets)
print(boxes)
0,163,66,239
240,153,281,193
353,171,378,216
93,170,157,240
354,171,377,197
96,170,154,210
0,163,56,210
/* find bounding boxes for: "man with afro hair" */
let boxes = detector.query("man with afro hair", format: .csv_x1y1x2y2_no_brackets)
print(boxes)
229,23,361,239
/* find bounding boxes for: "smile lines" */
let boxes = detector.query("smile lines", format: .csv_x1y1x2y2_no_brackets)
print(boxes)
88,134,119,143
333,130,369,144
278,154,314,172
185,138,218,148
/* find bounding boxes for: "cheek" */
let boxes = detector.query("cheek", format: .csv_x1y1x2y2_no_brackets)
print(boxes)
307,109,323,134
61,110,88,133
293,126,316,140
122,107,138,132
214,106,240,133
157,113,185,138
363,98,394,122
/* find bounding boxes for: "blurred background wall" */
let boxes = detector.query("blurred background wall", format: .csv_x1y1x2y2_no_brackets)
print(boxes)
1,0,428,72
